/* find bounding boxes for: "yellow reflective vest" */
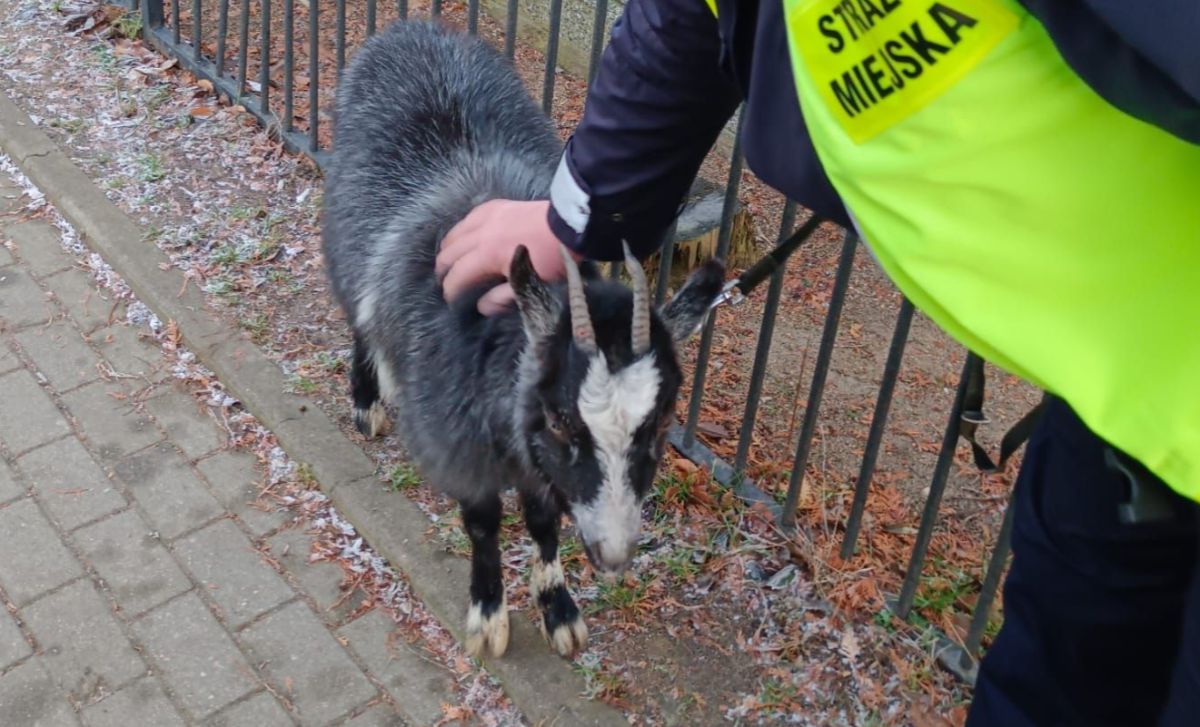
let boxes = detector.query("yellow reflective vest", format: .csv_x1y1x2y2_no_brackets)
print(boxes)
719,0,1200,500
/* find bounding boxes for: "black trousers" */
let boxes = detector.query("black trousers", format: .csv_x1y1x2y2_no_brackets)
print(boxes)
967,397,1200,726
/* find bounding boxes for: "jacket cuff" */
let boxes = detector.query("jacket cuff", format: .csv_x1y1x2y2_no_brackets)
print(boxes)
547,149,592,256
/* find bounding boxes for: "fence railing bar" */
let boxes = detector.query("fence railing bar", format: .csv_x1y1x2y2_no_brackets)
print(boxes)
141,0,164,42
894,352,979,618
654,221,678,307
778,231,858,530
170,0,180,44
309,0,320,151
235,0,249,98
258,0,271,115
840,297,915,559
283,0,295,132
586,0,608,84
467,0,480,34
667,425,778,512
143,24,331,167
336,0,346,71
541,0,563,115
215,0,229,78
366,0,376,36
503,0,518,60
733,201,800,475
432,0,442,17
683,114,746,447
963,486,1015,659
397,0,407,20
191,0,201,61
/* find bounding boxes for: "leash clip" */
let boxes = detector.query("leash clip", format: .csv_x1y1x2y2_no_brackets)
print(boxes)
709,280,745,311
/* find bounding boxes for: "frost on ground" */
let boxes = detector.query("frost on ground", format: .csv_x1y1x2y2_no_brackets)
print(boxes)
0,151,525,727
0,1,1031,724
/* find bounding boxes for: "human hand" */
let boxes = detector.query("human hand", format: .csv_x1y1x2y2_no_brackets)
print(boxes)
436,199,574,316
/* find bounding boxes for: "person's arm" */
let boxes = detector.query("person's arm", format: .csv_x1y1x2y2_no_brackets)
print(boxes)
438,0,740,313
548,0,741,261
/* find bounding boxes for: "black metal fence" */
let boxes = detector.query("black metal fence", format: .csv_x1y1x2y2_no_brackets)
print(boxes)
121,0,1023,682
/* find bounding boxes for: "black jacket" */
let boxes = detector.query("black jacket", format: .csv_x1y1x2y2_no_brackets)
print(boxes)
548,0,1200,262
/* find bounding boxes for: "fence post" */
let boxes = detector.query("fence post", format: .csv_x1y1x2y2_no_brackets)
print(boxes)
141,0,164,30
778,231,858,530
732,201,799,475
841,297,915,558
894,352,978,618
683,113,746,448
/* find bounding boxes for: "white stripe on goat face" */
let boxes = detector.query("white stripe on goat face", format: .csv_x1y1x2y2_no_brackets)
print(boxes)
574,354,660,571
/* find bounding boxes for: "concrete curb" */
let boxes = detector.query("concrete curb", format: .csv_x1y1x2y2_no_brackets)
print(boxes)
0,88,628,727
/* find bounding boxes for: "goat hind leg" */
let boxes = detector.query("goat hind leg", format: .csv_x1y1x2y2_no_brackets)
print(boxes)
462,494,509,658
350,331,390,438
521,490,587,658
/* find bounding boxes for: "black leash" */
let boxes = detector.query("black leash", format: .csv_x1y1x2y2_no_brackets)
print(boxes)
709,214,826,310
959,355,1047,474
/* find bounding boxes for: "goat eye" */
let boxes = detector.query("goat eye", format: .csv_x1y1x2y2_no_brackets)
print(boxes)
544,411,568,442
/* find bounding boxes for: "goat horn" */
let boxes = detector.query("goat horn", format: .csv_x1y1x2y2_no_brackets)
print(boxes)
559,245,597,354
623,241,651,356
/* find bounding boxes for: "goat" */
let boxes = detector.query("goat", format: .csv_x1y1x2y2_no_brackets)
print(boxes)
321,19,725,659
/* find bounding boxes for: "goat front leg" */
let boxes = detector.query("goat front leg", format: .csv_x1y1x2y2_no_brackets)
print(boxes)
521,490,587,658
461,494,509,658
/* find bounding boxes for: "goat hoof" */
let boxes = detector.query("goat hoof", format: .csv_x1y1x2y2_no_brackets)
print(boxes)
465,598,509,658
353,401,391,439
542,611,588,659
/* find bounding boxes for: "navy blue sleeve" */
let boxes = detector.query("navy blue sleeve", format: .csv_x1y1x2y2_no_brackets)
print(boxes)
547,0,742,262
1021,0,1200,143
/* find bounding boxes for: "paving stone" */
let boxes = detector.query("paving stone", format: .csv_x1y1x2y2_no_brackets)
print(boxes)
197,450,289,537
42,267,124,334
4,221,73,278
0,605,32,670
0,341,17,373
60,379,160,463
73,510,190,617
268,527,365,625
345,704,409,727
14,325,100,392
0,659,79,726
0,265,54,329
145,384,224,459
112,443,222,539
133,592,257,719
239,601,376,726
0,498,83,605
174,519,293,628
0,458,23,503
22,579,145,701
88,323,166,380
0,180,23,217
203,692,293,727
17,437,125,531
81,677,184,727
0,369,71,454
0,242,12,267
338,610,457,726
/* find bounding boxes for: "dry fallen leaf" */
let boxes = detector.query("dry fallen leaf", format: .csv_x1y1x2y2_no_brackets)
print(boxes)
197,78,215,93
839,626,861,663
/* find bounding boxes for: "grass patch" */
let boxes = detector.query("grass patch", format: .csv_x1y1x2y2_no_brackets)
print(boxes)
135,154,166,182
386,463,422,492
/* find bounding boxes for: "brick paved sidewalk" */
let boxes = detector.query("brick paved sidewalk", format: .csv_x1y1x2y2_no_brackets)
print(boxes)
0,168,456,724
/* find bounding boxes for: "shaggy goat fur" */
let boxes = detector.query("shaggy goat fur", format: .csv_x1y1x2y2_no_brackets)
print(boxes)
322,19,724,659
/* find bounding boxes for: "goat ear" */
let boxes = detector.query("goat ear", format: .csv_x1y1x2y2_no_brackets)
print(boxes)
511,245,559,338
659,259,726,344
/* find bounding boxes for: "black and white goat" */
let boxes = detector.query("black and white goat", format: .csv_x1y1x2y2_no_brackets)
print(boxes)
322,20,724,659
